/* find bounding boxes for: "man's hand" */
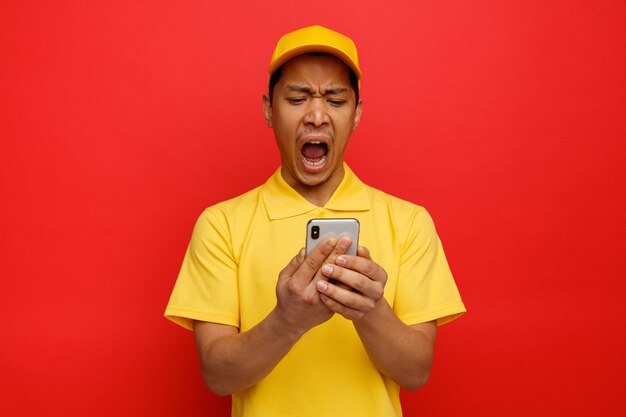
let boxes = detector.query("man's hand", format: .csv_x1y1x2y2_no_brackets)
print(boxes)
273,237,353,338
315,242,436,390
193,236,354,396
316,244,388,320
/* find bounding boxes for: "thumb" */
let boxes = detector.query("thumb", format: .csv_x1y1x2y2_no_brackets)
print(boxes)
357,245,371,259
279,248,306,280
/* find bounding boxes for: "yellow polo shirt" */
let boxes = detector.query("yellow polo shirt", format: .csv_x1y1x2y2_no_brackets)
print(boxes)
165,164,466,417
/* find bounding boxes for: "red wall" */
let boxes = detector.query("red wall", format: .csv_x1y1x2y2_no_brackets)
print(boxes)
1,1,625,416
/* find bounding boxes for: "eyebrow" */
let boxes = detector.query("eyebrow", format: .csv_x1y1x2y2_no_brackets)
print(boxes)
285,84,349,95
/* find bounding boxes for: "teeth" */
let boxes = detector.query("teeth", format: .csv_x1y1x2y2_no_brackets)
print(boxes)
308,140,322,144
302,155,327,167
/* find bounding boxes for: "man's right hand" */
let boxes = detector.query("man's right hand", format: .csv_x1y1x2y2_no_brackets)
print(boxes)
193,237,353,396
273,237,352,338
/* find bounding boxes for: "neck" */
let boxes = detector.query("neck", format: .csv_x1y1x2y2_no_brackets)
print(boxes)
283,167,345,207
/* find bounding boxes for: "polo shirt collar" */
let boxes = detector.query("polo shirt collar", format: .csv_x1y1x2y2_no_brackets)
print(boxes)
263,163,371,220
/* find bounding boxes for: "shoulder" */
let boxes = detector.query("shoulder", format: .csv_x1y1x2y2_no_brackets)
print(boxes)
206,185,263,217
365,183,429,222
192,185,264,238
362,183,438,245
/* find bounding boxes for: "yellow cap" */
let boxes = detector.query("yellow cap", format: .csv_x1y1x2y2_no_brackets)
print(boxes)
269,25,361,80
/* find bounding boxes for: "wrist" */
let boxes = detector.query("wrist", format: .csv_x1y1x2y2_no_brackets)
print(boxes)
268,307,306,343
353,298,388,328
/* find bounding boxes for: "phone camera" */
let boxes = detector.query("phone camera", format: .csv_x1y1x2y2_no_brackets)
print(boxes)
311,225,320,239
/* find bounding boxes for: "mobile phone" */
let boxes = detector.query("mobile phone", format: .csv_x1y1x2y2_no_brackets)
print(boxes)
305,218,360,256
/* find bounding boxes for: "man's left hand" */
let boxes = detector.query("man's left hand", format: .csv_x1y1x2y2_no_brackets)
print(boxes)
317,245,387,320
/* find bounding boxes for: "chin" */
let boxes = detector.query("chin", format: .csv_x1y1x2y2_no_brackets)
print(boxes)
297,172,329,187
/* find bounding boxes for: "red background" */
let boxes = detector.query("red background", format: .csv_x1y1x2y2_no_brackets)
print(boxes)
1,1,625,416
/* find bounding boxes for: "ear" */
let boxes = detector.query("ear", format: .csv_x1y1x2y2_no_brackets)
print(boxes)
262,94,273,128
352,100,363,130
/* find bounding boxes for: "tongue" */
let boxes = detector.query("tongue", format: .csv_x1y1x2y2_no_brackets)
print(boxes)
302,143,327,159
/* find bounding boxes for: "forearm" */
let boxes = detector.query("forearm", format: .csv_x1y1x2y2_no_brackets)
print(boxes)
195,240,343,396
194,309,303,396
353,299,436,391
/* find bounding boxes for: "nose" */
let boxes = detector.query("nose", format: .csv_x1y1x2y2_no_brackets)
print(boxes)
303,97,330,127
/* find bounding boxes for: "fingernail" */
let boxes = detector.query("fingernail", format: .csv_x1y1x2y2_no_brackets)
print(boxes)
326,238,337,249
322,264,333,275
338,239,350,250
317,281,328,291
336,256,347,265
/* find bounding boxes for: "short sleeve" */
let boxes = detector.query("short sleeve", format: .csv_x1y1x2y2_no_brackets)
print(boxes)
394,209,466,326
164,208,239,331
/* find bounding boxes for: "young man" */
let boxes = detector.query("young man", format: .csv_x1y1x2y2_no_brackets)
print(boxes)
165,25,466,417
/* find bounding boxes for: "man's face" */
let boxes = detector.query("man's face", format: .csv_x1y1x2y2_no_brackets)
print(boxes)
263,54,362,194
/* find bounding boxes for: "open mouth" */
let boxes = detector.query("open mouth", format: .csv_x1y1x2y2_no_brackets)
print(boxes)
301,140,329,170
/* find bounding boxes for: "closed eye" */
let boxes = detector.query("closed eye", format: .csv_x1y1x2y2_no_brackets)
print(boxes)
286,97,306,105
327,99,346,107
